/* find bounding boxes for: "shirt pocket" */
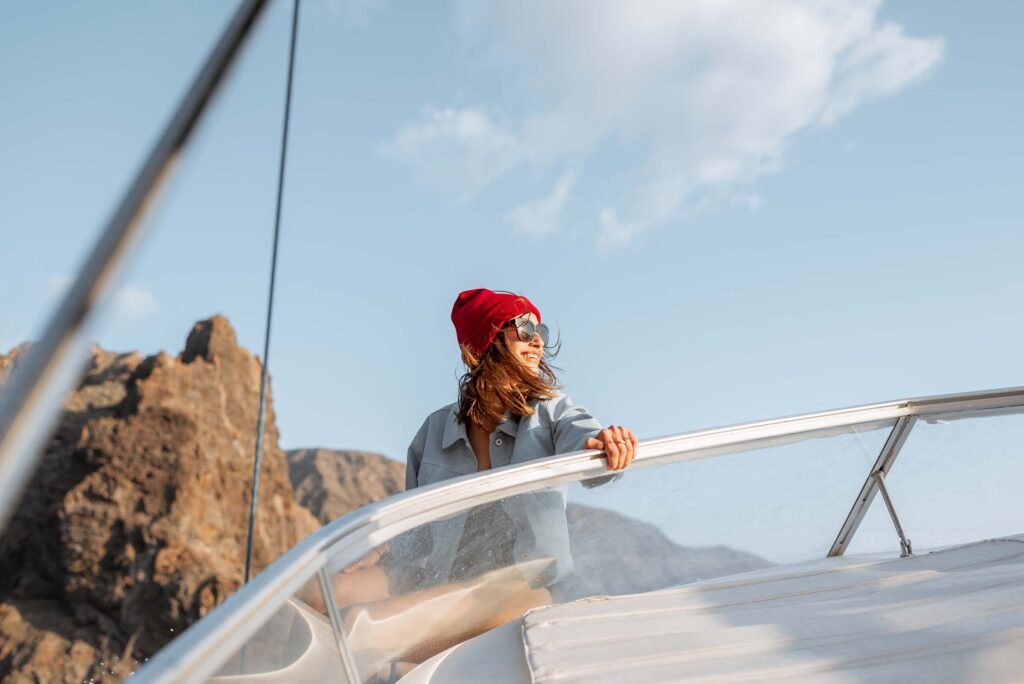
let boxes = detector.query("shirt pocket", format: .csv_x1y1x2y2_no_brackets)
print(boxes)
511,426,555,464
417,458,466,486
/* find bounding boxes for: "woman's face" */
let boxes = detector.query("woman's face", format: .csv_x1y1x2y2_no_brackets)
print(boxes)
502,313,543,369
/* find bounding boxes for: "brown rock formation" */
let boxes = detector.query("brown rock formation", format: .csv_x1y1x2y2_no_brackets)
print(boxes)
0,343,29,387
286,449,405,525
0,316,318,682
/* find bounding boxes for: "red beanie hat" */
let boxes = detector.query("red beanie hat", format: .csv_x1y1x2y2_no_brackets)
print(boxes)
451,288,542,357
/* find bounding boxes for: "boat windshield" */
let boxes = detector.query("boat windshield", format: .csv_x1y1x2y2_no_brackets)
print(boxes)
159,393,1024,683
846,407,1024,555
320,420,896,681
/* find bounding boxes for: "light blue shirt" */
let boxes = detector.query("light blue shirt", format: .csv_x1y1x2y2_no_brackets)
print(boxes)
400,393,603,586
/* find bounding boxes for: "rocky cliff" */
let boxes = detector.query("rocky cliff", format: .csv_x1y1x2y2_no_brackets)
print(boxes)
0,317,318,683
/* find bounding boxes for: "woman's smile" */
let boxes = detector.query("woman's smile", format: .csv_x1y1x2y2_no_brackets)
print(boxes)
503,312,544,369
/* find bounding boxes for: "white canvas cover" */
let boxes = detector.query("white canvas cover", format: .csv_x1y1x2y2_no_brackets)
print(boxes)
519,536,1024,683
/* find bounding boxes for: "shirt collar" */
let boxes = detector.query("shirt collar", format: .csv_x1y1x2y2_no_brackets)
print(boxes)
496,414,520,437
441,405,467,449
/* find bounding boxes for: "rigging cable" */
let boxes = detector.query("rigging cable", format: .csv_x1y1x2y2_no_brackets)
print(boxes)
245,0,301,584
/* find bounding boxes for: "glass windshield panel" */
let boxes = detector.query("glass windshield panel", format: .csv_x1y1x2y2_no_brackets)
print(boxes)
322,420,893,683
852,408,1024,554
564,421,893,593
208,574,348,683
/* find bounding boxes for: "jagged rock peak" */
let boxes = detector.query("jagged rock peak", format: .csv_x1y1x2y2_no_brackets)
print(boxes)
181,314,239,364
0,316,318,682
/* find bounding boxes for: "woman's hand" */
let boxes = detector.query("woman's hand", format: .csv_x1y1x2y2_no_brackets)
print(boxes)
342,544,388,574
583,425,638,471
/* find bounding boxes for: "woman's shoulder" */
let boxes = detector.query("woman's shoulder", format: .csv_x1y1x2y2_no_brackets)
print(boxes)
418,402,458,430
532,392,581,418
409,402,457,450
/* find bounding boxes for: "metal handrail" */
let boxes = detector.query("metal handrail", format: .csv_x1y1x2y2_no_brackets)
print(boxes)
135,384,1024,683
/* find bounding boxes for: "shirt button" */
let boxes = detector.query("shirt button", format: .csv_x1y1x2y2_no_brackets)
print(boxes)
495,438,503,446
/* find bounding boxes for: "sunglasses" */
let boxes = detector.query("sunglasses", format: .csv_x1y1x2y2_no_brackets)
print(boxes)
507,315,550,346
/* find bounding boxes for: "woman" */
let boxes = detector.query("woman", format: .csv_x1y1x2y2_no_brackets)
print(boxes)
331,289,638,674
414,287,637,479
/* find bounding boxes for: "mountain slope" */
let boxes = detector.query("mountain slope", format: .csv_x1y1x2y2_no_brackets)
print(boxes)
286,448,404,524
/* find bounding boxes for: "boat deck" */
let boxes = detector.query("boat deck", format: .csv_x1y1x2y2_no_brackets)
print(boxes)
408,535,1024,683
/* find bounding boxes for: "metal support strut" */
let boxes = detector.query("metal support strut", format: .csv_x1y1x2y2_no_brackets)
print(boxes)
829,415,917,557
873,471,913,557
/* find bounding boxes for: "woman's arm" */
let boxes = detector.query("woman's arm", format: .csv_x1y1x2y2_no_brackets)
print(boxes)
548,395,637,470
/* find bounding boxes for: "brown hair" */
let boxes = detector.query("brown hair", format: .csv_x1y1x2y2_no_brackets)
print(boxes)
457,328,560,430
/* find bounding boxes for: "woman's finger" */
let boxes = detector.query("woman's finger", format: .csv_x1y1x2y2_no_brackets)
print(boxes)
612,426,629,470
612,425,625,444
602,427,621,469
610,427,626,470
623,428,636,468
583,437,604,451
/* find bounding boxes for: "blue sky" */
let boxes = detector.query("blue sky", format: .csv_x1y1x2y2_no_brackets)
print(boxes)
2,0,1022,477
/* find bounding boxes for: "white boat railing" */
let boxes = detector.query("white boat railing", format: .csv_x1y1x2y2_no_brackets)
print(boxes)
134,385,1024,683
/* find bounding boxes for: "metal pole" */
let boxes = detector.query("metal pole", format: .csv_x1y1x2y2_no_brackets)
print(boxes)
0,0,271,534
319,568,362,683
244,0,301,584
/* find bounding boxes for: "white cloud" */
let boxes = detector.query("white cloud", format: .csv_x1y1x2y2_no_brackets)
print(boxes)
113,285,159,322
820,21,945,125
46,275,159,324
506,170,578,238
379,107,527,199
596,209,641,252
384,0,942,247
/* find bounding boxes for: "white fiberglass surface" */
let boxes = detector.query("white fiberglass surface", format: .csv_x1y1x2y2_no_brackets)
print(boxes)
318,420,893,683
208,575,347,683
847,408,1024,556
521,535,1024,684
